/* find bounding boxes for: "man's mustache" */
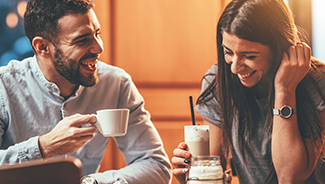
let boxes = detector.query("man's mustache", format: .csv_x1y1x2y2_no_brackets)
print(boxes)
80,53,99,61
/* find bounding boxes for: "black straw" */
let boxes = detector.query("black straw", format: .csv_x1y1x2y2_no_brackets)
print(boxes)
189,96,196,125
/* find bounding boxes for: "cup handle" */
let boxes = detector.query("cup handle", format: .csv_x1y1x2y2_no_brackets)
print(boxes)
91,114,99,127
91,114,104,135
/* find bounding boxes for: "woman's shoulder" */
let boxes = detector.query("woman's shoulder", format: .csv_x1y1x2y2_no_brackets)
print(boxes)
206,64,218,75
202,64,217,83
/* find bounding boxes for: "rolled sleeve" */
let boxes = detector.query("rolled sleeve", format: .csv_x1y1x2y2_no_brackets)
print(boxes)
0,136,43,164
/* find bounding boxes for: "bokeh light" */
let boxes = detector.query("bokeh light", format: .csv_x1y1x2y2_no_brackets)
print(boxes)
17,1,27,18
1,0,33,66
6,12,19,28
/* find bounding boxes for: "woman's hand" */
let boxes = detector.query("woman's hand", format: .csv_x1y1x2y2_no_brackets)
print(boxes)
274,42,311,95
171,142,191,184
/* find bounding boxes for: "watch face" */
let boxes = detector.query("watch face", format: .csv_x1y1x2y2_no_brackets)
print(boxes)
281,106,291,117
82,176,96,184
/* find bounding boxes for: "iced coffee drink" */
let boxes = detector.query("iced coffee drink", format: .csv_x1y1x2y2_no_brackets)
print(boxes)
184,125,210,157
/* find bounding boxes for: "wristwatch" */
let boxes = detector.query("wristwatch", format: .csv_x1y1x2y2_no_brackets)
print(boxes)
80,175,97,184
273,105,296,119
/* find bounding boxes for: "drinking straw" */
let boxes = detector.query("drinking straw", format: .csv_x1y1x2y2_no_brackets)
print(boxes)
189,96,196,125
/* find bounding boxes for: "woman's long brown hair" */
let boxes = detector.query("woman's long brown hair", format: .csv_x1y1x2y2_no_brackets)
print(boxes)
197,0,325,183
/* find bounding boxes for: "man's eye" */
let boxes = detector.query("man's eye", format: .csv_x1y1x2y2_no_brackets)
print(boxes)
246,56,256,60
76,38,89,45
224,50,231,55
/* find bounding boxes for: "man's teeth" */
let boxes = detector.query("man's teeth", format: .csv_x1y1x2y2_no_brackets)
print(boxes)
82,62,96,67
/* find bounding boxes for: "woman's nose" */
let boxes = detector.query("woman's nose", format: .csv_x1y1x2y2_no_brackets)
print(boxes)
229,56,245,74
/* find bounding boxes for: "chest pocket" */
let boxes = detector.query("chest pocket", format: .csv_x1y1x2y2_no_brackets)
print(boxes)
85,132,110,159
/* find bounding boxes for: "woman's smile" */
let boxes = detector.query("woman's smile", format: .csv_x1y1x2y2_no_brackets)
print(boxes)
222,31,272,88
238,70,257,79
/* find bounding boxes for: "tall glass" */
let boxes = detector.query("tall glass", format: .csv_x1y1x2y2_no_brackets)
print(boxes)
184,125,210,157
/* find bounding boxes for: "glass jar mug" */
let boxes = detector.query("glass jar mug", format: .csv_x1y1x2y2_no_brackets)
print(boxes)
187,156,223,184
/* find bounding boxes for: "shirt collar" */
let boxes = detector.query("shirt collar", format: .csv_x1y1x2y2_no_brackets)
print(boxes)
30,56,84,101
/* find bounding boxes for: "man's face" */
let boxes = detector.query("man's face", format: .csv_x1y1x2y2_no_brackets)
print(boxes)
51,9,104,87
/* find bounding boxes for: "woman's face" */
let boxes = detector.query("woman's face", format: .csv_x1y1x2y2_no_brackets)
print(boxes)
222,31,273,88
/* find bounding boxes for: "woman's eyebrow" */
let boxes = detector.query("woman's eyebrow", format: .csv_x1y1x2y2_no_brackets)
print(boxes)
221,44,231,50
221,44,260,54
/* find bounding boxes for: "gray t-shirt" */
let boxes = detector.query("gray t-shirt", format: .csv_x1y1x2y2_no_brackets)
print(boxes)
195,64,325,184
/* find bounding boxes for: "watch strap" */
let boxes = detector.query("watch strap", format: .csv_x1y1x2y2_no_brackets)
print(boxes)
273,105,296,118
273,108,280,116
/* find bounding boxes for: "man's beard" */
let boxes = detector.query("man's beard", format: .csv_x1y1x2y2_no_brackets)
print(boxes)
53,47,98,87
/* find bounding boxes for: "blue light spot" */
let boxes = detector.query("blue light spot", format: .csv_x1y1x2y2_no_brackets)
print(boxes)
13,36,32,55
0,50,18,66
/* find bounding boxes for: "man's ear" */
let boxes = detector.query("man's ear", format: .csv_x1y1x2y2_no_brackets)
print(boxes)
32,36,51,56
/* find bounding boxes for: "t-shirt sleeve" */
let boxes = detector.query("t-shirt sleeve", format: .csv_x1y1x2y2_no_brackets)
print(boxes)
194,65,222,127
308,65,325,112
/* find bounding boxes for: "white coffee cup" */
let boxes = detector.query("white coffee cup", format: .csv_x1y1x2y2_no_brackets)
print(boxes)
94,109,130,137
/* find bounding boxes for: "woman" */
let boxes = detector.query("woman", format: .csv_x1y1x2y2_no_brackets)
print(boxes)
172,0,325,183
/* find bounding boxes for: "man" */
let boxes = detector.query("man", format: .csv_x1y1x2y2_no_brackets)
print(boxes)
0,0,172,183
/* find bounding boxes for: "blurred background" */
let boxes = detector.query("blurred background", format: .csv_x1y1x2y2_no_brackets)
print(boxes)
0,0,32,66
0,0,324,183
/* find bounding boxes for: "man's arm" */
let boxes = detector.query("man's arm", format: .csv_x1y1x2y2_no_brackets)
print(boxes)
0,114,97,165
0,135,43,164
89,112,172,184
89,76,172,184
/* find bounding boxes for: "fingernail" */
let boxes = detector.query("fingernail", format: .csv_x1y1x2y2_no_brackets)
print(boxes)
181,143,187,148
184,152,191,158
182,168,189,173
184,159,190,164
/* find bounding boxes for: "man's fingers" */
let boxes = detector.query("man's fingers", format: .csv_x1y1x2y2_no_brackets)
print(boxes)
68,114,97,127
79,126,97,136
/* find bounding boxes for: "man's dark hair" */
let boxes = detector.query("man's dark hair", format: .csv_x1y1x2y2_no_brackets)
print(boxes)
24,0,94,48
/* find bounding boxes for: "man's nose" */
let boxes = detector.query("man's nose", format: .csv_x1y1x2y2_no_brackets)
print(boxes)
89,36,104,54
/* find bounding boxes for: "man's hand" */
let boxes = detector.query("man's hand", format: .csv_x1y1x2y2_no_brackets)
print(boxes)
38,114,97,159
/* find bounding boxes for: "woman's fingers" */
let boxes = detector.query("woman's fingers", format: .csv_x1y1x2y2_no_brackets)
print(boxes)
171,155,191,167
294,43,311,66
295,43,304,63
173,168,189,176
178,142,187,149
287,45,296,61
172,142,192,174
172,142,193,183
300,42,311,64
173,147,191,157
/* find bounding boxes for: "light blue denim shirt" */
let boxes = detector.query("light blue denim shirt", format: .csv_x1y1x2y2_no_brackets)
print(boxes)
0,56,172,184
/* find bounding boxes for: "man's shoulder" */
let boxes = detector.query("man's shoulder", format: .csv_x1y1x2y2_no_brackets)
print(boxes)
0,57,34,76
